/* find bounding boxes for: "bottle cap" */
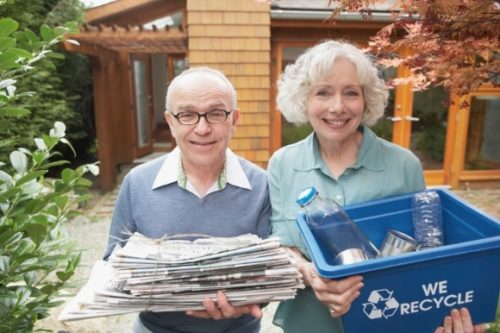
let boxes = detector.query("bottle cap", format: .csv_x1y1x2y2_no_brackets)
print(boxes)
296,186,318,207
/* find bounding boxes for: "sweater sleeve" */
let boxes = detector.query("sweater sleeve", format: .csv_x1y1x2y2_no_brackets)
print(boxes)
102,174,137,260
255,184,272,239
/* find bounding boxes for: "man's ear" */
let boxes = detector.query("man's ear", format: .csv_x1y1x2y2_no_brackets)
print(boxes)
164,111,176,139
231,108,240,127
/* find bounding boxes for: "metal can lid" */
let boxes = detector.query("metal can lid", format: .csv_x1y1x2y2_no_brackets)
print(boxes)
335,248,367,265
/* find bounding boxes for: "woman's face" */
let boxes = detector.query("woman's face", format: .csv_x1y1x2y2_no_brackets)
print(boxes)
306,58,365,145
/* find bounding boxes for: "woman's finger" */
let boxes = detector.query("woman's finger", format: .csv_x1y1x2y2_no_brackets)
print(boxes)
459,308,474,333
451,309,465,333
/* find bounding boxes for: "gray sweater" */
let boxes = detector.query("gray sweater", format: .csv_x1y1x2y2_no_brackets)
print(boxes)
104,153,271,333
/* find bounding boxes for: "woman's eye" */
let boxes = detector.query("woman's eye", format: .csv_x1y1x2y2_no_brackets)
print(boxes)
345,90,360,97
316,90,329,96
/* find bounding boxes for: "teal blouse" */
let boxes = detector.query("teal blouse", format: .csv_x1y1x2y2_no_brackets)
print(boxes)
267,126,425,333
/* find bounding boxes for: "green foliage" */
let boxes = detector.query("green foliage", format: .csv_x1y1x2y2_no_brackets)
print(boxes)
0,0,94,165
487,299,500,333
282,122,313,146
0,18,76,118
415,126,446,163
0,16,98,332
371,119,393,142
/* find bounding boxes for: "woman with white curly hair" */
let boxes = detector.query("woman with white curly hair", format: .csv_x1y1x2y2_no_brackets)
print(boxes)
267,40,484,333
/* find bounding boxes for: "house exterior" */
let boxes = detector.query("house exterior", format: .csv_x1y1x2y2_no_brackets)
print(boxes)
65,0,500,190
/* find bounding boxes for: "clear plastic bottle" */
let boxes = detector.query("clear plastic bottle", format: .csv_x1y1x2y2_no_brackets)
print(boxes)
411,190,444,249
297,186,379,265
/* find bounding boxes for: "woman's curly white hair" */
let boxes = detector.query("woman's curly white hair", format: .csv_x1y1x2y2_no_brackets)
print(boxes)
277,40,388,126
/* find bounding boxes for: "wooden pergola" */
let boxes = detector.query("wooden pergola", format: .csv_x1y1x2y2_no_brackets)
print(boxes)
63,0,187,190
65,24,187,55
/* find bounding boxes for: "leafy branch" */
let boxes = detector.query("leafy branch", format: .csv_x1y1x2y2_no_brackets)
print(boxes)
0,18,77,118
329,0,499,95
0,17,97,332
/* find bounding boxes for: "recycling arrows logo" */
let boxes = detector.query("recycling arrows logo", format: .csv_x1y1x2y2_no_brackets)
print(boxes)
362,289,399,319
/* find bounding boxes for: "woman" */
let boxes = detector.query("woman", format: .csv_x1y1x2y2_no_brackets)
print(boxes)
267,40,485,333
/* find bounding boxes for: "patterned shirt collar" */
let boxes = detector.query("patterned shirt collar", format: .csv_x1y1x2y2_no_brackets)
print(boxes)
152,147,251,193
177,154,227,190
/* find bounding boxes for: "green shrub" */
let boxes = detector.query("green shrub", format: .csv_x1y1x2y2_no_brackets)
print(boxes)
0,17,97,332
487,298,500,333
0,0,94,165
282,122,313,146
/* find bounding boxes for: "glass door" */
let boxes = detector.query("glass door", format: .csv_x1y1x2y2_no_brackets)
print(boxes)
409,87,449,170
463,96,500,171
131,54,154,157
446,89,500,188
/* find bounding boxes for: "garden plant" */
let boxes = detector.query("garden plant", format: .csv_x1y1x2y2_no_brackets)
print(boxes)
0,17,97,332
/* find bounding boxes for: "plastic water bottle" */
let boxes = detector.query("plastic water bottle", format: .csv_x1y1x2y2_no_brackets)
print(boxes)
297,186,379,265
411,190,444,249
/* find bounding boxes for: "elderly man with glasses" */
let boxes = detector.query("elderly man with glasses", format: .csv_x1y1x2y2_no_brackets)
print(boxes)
103,67,271,333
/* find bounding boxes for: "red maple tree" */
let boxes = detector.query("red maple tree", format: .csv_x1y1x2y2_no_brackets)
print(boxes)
330,0,499,95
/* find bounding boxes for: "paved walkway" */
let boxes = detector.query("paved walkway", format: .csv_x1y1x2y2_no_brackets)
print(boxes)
35,166,499,332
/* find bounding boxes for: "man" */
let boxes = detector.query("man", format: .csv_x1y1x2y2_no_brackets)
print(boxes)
104,67,271,333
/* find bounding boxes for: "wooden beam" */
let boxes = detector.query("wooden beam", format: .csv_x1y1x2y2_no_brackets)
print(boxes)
61,40,119,61
70,26,186,41
90,57,116,190
86,0,186,26
67,27,187,54
114,52,135,164
271,18,388,30
270,41,281,153
86,0,159,23
106,1,185,26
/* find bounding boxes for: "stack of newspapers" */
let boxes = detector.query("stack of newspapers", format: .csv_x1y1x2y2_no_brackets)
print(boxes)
59,232,304,321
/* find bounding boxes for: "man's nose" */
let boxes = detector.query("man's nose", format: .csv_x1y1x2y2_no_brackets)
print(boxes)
194,116,211,134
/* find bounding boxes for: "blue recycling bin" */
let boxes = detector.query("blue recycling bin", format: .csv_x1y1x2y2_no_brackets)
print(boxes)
296,188,500,333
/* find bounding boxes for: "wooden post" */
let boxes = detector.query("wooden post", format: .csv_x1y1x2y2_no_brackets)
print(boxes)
91,57,116,190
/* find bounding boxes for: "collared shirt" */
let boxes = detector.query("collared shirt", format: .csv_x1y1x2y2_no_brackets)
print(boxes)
268,125,425,256
152,147,251,197
267,125,425,333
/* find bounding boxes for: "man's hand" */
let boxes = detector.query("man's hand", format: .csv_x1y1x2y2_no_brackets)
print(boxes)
186,291,263,320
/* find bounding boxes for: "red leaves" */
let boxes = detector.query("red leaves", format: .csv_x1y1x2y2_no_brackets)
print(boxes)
330,0,500,95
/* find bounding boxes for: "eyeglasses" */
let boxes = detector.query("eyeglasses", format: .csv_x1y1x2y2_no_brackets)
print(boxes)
172,109,233,125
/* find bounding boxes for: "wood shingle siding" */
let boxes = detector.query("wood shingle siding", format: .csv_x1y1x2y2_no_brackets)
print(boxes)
187,0,271,167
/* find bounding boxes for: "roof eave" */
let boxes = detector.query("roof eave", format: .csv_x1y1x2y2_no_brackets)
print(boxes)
270,9,395,22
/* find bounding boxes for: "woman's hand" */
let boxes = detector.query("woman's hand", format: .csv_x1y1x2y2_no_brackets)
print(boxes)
285,247,363,317
434,308,487,333
301,261,363,317
186,291,263,320
284,247,363,317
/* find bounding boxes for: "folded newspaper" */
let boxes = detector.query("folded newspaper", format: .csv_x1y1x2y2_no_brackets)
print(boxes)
59,233,304,321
